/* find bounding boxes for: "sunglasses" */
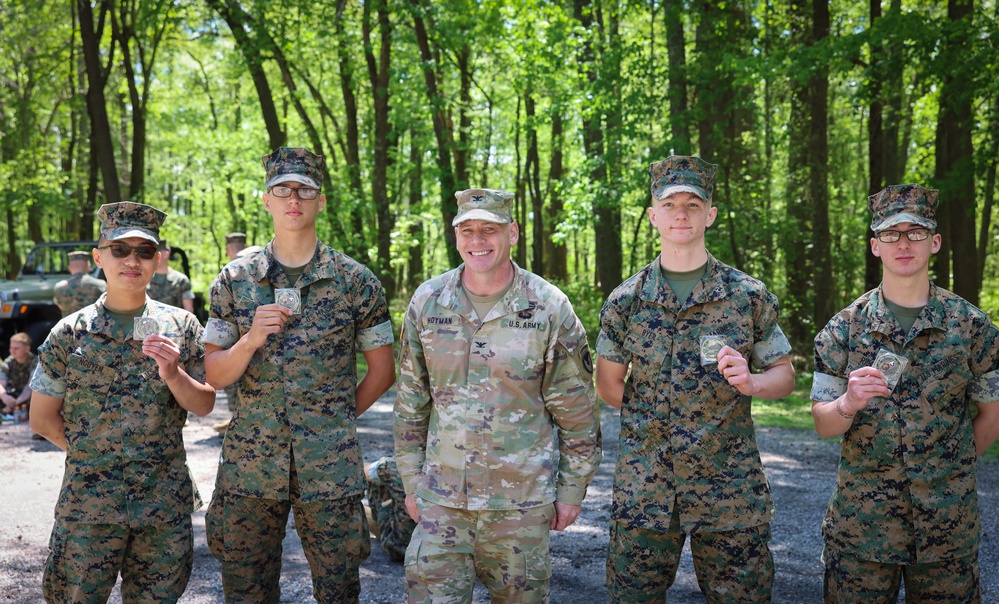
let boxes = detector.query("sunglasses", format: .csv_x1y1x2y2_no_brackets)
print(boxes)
98,244,159,260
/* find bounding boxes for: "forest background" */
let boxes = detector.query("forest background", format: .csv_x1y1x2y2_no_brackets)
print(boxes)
2,0,998,364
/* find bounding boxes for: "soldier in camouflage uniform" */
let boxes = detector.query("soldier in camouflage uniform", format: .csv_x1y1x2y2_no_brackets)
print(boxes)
366,456,417,562
53,250,107,317
146,241,195,313
225,231,262,261
395,188,601,603
1,332,36,419
811,184,999,603
202,147,396,603
28,201,216,603
596,156,795,603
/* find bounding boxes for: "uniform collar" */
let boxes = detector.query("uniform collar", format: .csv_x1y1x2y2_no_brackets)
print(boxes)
251,239,334,288
641,252,728,309
864,283,947,338
439,261,533,320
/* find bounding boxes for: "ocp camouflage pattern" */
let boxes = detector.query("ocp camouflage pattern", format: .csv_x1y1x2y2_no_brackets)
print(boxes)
146,267,193,309
29,294,206,524
597,253,791,533
53,273,107,316
202,240,394,503
811,284,999,564
394,262,601,511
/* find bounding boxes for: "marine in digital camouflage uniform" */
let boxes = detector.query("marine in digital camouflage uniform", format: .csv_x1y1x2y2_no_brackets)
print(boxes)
146,241,195,313
0,332,36,416
52,250,107,317
395,188,601,604
28,201,216,603
202,147,396,603
810,184,999,603
596,156,795,603
366,456,417,562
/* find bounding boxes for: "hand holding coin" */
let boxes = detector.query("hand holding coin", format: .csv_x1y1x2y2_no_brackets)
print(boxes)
275,288,301,315
134,316,161,341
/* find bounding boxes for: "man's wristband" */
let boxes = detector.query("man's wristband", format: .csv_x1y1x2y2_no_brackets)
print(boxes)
836,399,856,419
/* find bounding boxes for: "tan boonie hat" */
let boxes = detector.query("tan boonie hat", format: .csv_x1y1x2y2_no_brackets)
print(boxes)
262,147,324,190
869,184,939,231
97,202,166,244
225,232,247,244
452,188,514,226
649,155,718,203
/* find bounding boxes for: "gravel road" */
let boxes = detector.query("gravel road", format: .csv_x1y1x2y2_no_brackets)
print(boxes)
2,392,998,603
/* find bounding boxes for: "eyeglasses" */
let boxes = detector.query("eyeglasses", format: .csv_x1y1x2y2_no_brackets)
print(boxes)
875,228,931,243
98,244,158,260
269,185,320,200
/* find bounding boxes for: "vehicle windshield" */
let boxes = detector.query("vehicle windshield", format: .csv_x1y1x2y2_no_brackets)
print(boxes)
20,246,94,278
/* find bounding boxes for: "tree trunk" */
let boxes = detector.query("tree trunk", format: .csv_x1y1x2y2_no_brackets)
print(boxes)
811,0,833,329
411,0,461,267
77,0,121,203
865,0,884,292
663,0,690,154
525,88,544,276
547,110,567,282
407,128,425,290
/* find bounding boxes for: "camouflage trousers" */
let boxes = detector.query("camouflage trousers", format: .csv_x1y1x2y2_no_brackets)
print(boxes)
606,504,773,603
405,498,554,604
367,456,417,562
42,516,193,603
206,489,370,604
822,548,980,603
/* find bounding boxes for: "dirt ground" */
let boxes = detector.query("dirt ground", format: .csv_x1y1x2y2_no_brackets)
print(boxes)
2,391,999,603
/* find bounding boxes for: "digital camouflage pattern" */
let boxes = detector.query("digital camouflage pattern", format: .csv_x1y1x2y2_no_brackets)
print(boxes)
451,188,514,225
146,267,194,309
868,183,939,232
43,516,193,603
30,295,206,524
366,456,416,562
649,155,718,203
811,284,999,564
0,351,37,394
597,253,792,534
823,549,980,602
606,507,774,603
262,146,325,190
405,499,554,603
202,240,394,503
97,201,166,244
53,272,107,316
206,488,370,602
394,262,601,511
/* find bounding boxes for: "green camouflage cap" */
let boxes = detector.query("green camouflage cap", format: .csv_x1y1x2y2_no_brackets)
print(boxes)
97,201,166,244
649,155,718,203
225,232,247,244
869,184,938,231
67,251,90,261
262,147,324,190
452,188,514,226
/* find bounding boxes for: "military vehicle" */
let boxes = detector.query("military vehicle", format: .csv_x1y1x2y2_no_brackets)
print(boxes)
0,240,205,356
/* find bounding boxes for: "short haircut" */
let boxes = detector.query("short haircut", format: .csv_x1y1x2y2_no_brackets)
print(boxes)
10,332,31,347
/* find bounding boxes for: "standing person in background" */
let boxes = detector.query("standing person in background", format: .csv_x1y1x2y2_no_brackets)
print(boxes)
225,232,262,261
202,147,395,603
29,201,215,602
811,184,999,602
1,332,37,424
395,188,601,603
147,241,195,313
53,250,107,317
596,156,794,603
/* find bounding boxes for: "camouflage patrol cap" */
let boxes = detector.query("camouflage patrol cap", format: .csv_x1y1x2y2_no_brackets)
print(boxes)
225,232,247,244
262,147,324,190
67,251,90,261
97,201,166,244
452,188,514,226
869,184,939,231
649,155,719,203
